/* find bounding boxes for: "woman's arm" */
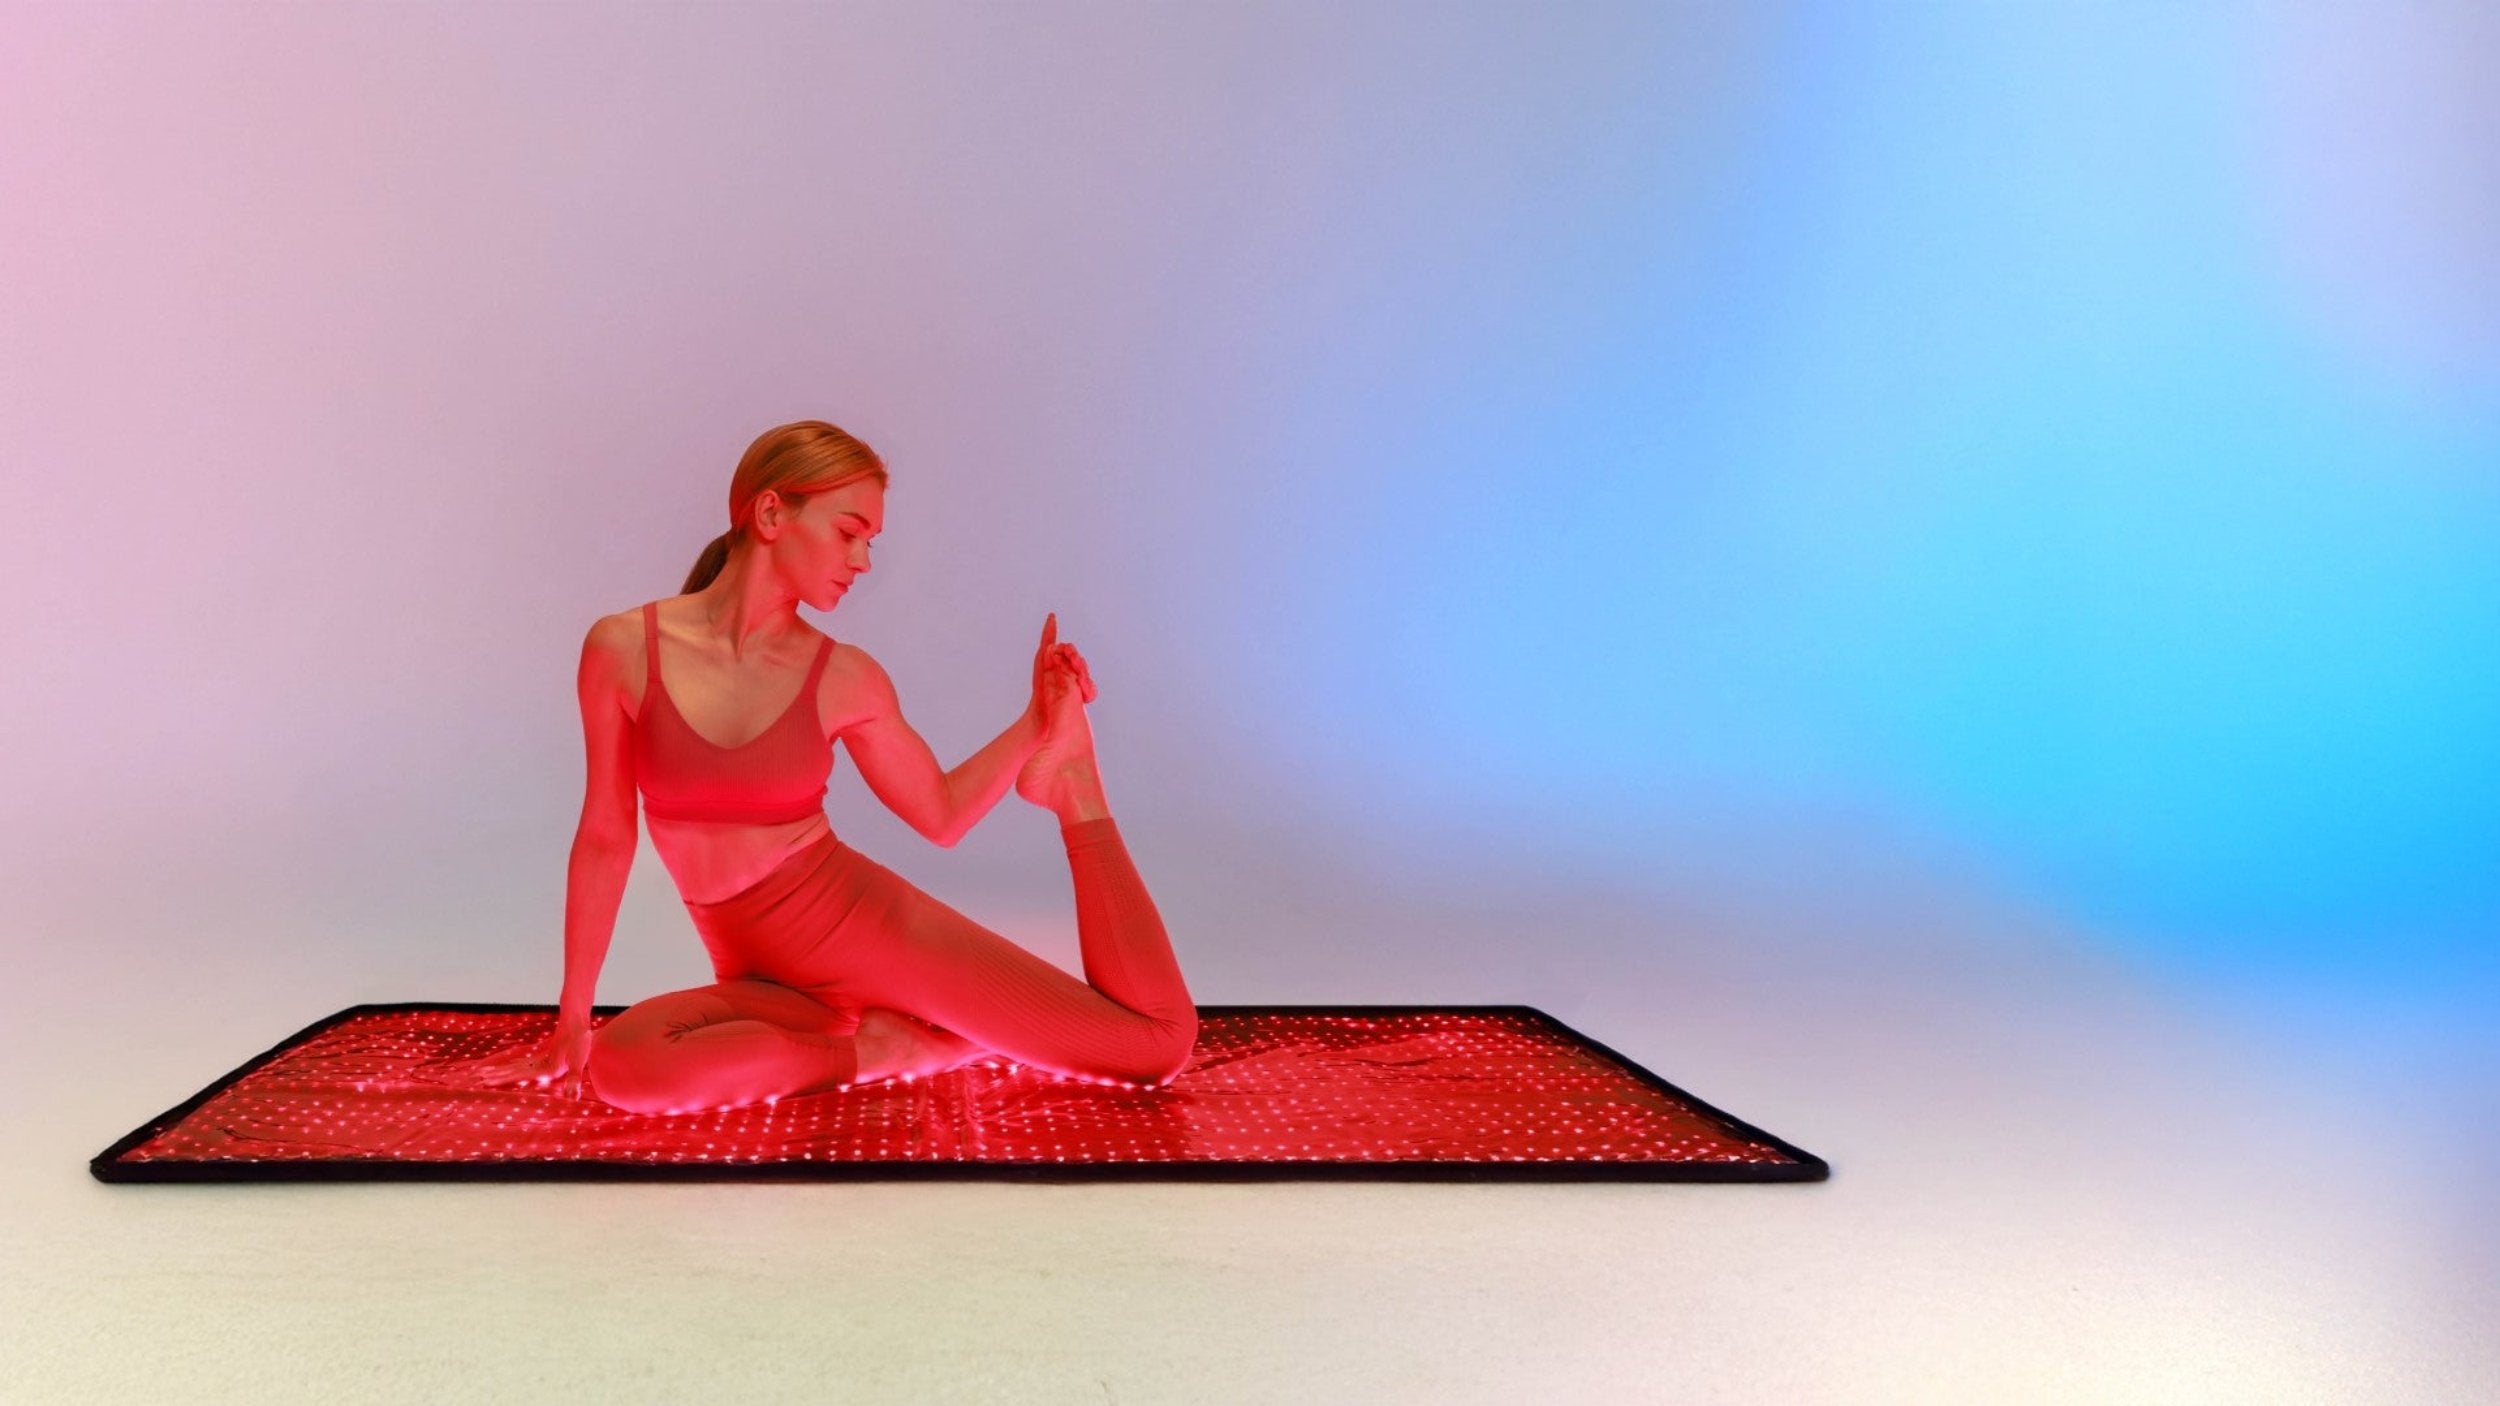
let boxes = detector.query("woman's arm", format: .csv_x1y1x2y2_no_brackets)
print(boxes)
840,645,1042,847
561,615,641,1023
469,618,636,1096
940,713,1047,844
559,838,632,1023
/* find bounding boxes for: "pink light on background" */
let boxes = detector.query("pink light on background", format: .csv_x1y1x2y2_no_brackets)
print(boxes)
5,4,2496,1397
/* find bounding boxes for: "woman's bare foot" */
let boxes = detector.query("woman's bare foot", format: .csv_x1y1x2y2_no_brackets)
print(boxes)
1017,656,1110,823
853,1007,985,1083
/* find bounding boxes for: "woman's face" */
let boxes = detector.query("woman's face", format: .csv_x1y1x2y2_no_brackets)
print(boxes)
777,479,883,613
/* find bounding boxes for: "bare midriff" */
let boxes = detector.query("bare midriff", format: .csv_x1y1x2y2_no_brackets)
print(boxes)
646,812,833,905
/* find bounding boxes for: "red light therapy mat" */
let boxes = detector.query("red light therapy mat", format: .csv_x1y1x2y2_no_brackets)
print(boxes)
91,1004,1827,1183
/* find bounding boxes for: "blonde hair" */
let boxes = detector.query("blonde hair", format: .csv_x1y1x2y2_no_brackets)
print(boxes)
683,420,889,593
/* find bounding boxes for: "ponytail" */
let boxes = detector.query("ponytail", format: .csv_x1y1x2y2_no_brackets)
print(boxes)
682,529,737,595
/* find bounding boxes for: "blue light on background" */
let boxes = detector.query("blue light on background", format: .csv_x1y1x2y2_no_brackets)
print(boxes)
1225,2,2497,980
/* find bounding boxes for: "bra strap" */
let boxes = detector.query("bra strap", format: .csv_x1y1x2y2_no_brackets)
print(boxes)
803,633,834,692
642,601,663,692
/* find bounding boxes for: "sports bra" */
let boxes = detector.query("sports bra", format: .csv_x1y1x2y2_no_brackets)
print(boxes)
633,600,836,825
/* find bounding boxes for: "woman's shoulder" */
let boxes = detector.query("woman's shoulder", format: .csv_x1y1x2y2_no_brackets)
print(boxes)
822,636,882,681
816,639,894,732
584,601,657,660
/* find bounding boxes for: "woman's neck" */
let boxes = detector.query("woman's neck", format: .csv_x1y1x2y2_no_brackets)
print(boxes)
691,556,804,661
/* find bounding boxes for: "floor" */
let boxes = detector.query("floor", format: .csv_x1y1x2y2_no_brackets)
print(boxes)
7,894,2493,1404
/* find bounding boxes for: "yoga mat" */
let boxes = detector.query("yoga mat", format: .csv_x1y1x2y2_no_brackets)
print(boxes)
91,1004,1828,1183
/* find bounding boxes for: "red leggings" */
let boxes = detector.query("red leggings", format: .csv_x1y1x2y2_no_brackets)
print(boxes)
587,818,1196,1114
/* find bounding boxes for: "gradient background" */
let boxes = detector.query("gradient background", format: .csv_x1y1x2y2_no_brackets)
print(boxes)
5,3,2494,1400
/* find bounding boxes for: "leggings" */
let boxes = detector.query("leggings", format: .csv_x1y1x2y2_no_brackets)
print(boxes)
586,817,1196,1114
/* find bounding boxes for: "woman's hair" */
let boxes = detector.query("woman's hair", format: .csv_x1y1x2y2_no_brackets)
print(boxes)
682,420,889,594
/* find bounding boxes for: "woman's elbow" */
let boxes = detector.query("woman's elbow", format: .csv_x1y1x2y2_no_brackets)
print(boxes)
572,817,637,857
919,812,962,848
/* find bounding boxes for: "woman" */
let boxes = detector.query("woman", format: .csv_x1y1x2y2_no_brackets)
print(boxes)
472,420,1198,1114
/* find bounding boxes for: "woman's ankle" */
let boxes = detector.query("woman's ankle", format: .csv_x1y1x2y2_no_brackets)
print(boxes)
1049,765,1112,825
850,1016,900,1083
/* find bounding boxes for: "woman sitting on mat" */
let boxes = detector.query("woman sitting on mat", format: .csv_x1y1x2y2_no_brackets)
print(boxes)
472,419,1198,1113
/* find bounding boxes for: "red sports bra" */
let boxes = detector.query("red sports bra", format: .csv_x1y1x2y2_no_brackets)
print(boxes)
634,601,836,825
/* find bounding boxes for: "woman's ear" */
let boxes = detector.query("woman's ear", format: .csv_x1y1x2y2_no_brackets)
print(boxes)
749,488,800,539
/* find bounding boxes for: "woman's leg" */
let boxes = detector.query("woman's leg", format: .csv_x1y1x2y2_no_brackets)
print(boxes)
593,823,1195,1104
587,978,859,1114
845,633,1194,1083
829,816,1197,1086
1060,817,1196,1046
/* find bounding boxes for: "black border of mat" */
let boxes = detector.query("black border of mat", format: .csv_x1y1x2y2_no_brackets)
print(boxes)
91,1003,1830,1184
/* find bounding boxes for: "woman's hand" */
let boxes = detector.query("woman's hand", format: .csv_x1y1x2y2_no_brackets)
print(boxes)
470,1014,596,1100
1024,613,1096,735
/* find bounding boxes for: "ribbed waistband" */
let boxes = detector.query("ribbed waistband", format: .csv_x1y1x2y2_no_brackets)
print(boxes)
679,830,883,969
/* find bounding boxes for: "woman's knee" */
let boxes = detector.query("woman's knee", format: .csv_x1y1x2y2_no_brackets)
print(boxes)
586,1010,738,1113
585,1022,675,1112
1120,1015,1199,1087
1157,1016,1200,1083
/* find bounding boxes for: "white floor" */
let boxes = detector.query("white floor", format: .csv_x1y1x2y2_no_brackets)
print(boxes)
7,914,2493,1404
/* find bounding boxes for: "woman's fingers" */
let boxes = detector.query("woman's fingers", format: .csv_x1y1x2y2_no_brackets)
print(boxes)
475,1056,537,1087
1042,644,1096,702
1035,632,1096,706
474,1028,587,1090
